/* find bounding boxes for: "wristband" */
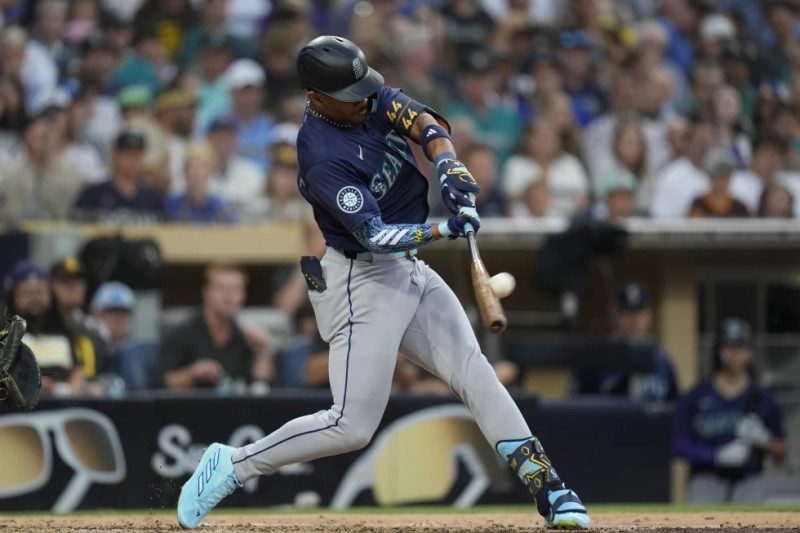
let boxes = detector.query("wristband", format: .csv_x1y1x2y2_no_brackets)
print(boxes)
421,124,451,158
434,151,456,169
437,220,452,238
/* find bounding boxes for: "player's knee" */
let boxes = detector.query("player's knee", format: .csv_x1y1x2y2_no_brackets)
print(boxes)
340,425,374,452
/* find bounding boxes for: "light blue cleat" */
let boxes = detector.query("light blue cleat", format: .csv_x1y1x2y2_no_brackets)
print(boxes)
544,487,591,529
177,443,243,529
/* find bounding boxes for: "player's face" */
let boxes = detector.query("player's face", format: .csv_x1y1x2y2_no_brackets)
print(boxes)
720,344,752,374
310,91,371,125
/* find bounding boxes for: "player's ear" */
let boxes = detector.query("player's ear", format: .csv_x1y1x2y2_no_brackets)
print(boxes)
308,91,323,106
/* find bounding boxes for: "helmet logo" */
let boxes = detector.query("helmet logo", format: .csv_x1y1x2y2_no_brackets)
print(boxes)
352,58,364,79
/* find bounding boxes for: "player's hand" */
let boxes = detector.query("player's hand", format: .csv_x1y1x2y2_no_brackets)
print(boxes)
736,413,772,448
438,158,480,214
444,212,481,240
714,439,752,467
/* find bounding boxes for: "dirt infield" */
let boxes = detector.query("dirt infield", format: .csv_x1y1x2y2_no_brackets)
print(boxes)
3,511,800,533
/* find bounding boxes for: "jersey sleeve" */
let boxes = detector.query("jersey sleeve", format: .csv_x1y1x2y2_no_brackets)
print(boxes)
374,86,450,138
304,159,380,232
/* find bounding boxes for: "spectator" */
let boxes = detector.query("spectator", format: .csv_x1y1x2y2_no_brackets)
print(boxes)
441,0,496,73
711,84,751,169
394,24,451,114
757,181,795,217
260,26,307,114
192,33,236,134
460,142,507,217
650,118,715,218
205,114,264,216
1,25,28,85
502,118,589,218
49,256,89,330
730,134,787,214
61,89,106,184
64,0,100,48
132,0,197,61
155,263,270,390
89,281,144,390
445,50,522,164
76,34,122,153
178,0,250,70
758,0,800,84
110,29,164,95
166,142,235,224
659,0,700,76
698,13,737,62
226,58,274,173
0,106,86,223
73,130,165,223
19,0,69,113
152,87,196,194
689,149,750,218
592,116,652,215
556,29,605,126
248,142,306,223
541,91,583,159
687,59,725,121
720,45,757,121
2,259,95,396
573,281,679,402
674,318,788,503
518,53,563,122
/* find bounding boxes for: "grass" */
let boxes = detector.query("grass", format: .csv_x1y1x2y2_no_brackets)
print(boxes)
3,503,800,517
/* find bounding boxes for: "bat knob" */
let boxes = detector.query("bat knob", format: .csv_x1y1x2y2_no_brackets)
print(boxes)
490,319,507,334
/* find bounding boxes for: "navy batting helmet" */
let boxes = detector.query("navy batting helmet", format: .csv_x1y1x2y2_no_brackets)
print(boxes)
297,35,384,102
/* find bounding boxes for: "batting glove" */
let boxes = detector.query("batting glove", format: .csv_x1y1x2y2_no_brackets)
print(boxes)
438,158,480,214
736,413,772,448
438,213,481,240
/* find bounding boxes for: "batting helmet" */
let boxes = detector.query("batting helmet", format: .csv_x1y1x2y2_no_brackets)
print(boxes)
297,35,384,102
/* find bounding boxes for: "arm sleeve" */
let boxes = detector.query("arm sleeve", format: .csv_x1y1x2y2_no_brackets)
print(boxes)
673,392,716,464
304,160,381,232
353,216,436,253
374,86,450,138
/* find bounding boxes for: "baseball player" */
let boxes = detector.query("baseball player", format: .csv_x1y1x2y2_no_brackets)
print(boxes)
674,318,787,503
178,36,589,530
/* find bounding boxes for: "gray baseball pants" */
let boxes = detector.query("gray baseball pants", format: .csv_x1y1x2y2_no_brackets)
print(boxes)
232,248,532,482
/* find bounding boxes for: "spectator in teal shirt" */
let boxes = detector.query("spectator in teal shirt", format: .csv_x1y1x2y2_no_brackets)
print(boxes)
444,51,522,165
110,30,163,95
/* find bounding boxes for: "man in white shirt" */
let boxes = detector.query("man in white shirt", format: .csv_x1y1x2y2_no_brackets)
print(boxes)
204,115,265,219
650,119,715,218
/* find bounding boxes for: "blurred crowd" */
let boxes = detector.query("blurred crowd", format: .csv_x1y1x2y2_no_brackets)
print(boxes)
0,0,799,224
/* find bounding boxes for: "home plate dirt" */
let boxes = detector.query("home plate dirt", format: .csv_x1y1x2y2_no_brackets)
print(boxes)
2,511,800,532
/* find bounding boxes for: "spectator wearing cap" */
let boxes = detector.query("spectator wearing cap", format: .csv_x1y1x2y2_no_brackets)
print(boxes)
2,259,97,396
151,88,197,194
204,114,265,216
192,32,236,135
225,58,274,173
109,30,164,96
248,142,310,223
730,134,788,215
132,0,197,61
573,281,678,402
444,50,522,165
0,107,87,223
502,118,588,218
650,118,716,218
689,148,750,218
61,89,107,184
674,317,787,503
178,0,251,71
720,45,757,121
555,29,606,127
699,13,737,61
89,281,134,369
166,142,235,224
72,130,165,223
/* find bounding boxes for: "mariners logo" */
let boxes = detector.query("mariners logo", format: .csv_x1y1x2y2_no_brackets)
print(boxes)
352,58,364,79
337,186,363,213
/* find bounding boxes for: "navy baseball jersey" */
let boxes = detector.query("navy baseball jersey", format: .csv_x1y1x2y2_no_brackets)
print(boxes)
674,380,785,477
296,86,430,252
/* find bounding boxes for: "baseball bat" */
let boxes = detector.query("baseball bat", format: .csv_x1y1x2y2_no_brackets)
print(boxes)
465,224,507,334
